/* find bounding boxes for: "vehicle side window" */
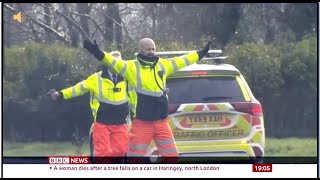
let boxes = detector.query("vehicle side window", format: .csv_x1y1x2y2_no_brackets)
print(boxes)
167,76,245,104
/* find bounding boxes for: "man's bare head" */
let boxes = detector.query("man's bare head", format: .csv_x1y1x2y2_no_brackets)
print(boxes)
138,38,156,57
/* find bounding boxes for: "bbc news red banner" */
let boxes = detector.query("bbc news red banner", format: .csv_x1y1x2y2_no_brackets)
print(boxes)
48,156,90,164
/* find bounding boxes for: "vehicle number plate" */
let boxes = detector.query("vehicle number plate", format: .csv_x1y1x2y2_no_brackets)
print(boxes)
187,114,225,124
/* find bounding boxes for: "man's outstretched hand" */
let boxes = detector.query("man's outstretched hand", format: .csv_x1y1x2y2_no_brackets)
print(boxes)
83,40,105,61
47,89,60,101
197,41,211,60
202,41,211,54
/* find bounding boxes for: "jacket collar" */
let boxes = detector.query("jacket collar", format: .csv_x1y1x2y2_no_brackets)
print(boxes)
137,53,159,68
100,68,123,84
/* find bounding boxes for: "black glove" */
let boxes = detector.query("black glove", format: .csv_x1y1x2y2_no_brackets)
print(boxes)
197,41,211,60
83,40,105,61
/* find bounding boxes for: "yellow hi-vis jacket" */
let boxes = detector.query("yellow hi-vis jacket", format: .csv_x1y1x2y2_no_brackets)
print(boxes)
60,71,131,125
100,52,200,121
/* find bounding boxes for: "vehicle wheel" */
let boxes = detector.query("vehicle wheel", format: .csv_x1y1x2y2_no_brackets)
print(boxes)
144,155,160,164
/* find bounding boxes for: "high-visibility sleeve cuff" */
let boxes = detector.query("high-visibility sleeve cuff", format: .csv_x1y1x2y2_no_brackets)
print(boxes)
95,50,105,61
58,91,64,101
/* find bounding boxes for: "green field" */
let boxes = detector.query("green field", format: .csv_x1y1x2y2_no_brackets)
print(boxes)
3,138,317,157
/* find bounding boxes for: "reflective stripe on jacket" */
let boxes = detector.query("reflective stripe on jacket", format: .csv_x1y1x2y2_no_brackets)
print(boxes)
61,71,129,125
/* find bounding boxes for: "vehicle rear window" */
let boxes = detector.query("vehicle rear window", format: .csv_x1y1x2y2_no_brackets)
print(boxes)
167,76,246,104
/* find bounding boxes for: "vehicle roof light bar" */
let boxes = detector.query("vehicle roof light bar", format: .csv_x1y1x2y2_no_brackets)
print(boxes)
202,56,228,61
134,49,227,64
203,56,229,65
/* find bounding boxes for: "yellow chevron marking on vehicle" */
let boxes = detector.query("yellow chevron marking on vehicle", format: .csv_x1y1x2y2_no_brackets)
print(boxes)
236,115,251,132
251,131,262,143
216,104,229,111
183,105,196,112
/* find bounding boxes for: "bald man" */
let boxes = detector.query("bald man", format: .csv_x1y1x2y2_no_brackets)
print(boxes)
83,38,211,163
138,38,156,56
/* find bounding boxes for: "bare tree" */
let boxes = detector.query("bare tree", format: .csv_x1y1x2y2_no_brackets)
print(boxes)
235,3,283,45
4,3,92,47
61,3,79,47
37,3,54,42
76,3,91,35
3,3,143,49
4,3,13,47
4,3,70,45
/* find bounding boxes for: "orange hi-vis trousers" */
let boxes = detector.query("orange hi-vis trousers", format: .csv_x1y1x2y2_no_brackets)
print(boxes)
127,118,179,163
92,122,129,164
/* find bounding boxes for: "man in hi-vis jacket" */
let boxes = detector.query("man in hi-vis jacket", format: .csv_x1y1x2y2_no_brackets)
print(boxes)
83,38,211,163
48,51,131,164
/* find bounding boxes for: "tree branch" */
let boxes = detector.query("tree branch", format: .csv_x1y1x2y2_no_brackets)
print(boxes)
90,27,99,40
53,8,91,40
36,3,48,8
37,3,91,41
103,13,123,27
70,11,105,38
34,10,53,20
4,4,70,44
119,17,134,44
5,19,31,34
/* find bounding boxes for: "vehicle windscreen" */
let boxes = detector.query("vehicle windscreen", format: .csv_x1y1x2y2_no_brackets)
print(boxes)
167,76,246,104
